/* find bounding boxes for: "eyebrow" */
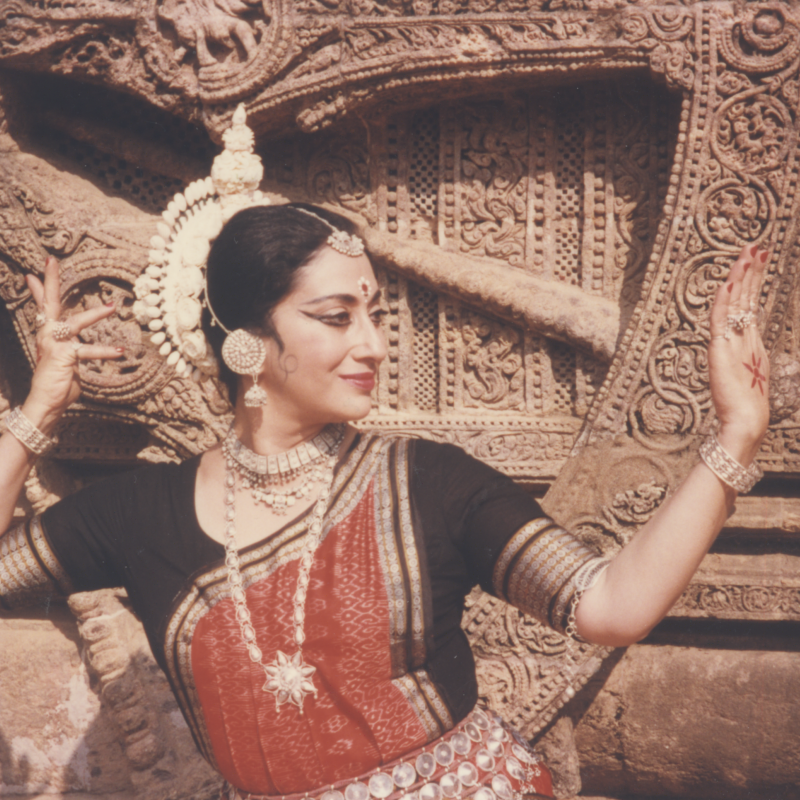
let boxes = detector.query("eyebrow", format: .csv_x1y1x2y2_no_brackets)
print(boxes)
302,289,383,306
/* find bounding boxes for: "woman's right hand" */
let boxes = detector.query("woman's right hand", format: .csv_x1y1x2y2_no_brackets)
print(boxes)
22,257,124,434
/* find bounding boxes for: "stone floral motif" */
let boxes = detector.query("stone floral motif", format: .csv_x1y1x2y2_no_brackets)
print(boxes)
673,583,800,620
713,94,793,174
459,103,527,267
462,313,525,411
698,179,774,252
308,139,375,221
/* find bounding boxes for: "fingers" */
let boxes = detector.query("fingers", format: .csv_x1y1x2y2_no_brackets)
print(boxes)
29,253,116,341
25,273,45,308
726,245,757,309
745,247,769,307
73,344,125,361
67,303,116,334
42,257,62,318
709,244,769,341
710,281,732,338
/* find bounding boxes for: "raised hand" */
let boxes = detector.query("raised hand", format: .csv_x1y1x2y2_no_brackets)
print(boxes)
708,244,770,465
23,257,123,432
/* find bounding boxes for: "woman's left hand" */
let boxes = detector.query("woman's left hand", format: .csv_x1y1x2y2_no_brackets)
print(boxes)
708,244,770,464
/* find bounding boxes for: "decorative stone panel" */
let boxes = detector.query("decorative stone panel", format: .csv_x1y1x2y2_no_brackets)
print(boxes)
1,2,800,798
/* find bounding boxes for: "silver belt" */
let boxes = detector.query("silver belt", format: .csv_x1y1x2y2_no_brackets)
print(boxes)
225,706,550,800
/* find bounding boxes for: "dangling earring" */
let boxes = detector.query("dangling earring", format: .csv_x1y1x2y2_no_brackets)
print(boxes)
221,329,269,408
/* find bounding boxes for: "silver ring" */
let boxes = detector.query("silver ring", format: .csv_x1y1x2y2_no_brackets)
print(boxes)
34,311,48,329
70,340,82,357
51,321,72,342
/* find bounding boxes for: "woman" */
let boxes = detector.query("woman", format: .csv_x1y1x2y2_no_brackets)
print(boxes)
0,201,769,800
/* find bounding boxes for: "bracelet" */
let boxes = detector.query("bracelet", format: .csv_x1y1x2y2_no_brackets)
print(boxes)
565,557,612,642
699,433,763,494
3,407,55,456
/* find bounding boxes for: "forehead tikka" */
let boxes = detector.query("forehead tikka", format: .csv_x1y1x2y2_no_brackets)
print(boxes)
291,207,365,258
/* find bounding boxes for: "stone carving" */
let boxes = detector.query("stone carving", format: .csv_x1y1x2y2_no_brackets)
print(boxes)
601,479,668,547
68,589,220,800
462,589,612,740
770,352,800,422
673,583,800,620
462,312,525,411
158,0,260,69
459,102,527,267
2,2,800,798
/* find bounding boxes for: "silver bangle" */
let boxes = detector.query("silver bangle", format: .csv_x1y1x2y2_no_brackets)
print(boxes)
699,433,763,494
4,407,55,456
565,557,612,642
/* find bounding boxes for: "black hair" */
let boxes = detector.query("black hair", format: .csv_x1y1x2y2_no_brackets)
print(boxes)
203,202,361,404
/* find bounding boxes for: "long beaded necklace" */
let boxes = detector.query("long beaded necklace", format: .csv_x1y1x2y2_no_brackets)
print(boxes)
222,424,346,714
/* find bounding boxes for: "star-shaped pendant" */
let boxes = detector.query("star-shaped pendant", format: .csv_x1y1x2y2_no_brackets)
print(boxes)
263,651,318,714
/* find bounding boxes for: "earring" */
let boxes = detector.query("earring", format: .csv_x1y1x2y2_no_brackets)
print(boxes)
221,329,269,408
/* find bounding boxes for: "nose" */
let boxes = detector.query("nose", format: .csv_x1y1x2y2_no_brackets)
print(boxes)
353,311,388,366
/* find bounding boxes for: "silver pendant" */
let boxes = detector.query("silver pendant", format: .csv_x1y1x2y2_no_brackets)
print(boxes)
262,650,318,714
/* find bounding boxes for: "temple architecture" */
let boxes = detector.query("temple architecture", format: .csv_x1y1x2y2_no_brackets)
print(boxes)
1,1,799,797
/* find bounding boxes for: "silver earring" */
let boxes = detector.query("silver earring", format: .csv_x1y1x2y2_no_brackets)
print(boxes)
221,329,269,408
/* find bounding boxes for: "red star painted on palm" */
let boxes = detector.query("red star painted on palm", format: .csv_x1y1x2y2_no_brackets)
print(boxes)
743,354,766,395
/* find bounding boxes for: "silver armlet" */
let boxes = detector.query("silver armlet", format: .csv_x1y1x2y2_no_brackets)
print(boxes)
699,433,762,494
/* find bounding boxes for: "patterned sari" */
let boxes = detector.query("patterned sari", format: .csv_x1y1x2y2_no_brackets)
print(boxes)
1,433,606,798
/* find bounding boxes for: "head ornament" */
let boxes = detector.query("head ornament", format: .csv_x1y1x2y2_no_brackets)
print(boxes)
131,104,364,384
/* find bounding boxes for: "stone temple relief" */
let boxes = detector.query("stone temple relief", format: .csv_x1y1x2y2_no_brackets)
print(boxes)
1,1,800,798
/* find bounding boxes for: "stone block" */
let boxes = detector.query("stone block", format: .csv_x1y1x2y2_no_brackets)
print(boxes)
575,644,800,799
0,606,132,795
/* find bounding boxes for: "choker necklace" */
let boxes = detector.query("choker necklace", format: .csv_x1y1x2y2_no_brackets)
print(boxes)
223,424,345,714
223,425,344,515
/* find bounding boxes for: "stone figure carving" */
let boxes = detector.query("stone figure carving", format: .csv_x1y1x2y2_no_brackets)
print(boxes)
1,1,800,797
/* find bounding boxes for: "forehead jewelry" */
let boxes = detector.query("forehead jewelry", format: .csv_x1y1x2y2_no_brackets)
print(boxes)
358,276,371,301
291,207,365,258
131,102,367,386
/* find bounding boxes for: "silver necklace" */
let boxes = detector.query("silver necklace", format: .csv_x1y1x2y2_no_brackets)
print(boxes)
223,424,345,714
223,426,342,515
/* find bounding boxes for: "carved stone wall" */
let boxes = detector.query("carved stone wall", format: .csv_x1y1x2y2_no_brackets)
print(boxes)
1,1,800,799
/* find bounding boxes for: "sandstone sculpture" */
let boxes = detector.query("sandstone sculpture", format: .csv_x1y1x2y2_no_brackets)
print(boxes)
1,1,799,797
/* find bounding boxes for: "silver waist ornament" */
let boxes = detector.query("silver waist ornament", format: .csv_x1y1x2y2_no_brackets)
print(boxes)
224,706,547,800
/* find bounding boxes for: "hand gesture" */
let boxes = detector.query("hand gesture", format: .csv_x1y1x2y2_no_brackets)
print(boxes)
708,244,770,465
23,257,123,431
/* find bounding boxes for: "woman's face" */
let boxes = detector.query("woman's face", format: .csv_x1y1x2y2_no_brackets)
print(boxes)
257,246,388,427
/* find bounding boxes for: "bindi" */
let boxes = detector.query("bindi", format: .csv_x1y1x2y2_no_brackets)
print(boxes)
743,354,767,395
357,277,371,301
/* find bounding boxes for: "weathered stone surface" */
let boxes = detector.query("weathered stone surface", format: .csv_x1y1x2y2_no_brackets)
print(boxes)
0,607,130,795
574,644,800,799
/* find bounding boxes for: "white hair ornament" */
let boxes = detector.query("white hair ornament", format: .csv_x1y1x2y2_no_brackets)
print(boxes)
131,104,364,385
